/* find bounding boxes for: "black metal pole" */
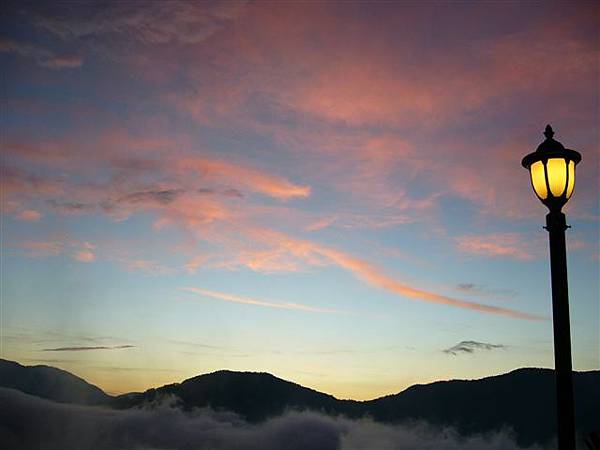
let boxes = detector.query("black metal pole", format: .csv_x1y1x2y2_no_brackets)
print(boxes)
545,211,576,450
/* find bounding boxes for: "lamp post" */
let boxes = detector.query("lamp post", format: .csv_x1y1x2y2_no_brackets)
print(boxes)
521,125,582,450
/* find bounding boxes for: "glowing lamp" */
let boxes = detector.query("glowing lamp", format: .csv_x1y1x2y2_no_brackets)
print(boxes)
521,125,581,212
522,124,583,450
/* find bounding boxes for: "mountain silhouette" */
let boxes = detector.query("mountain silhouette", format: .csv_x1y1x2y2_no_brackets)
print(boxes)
113,370,361,421
366,367,600,447
0,359,109,405
1,358,598,446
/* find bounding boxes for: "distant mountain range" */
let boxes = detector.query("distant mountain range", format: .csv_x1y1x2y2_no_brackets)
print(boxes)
1,358,598,447
0,358,109,405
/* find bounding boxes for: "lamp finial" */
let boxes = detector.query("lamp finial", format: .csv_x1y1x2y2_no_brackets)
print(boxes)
544,125,555,140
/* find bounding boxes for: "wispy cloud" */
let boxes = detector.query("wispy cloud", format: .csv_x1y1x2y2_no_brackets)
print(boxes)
305,216,337,232
1,1,593,340
17,209,43,221
6,156,542,320
117,189,185,206
15,238,97,263
305,212,415,232
456,283,517,299
42,345,135,352
73,242,96,263
174,157,310,200
32,1,247,45
181,227,543,320
315,246,543,321
0,38,82,69
123,259,173,275
443,341,505,356
16,240,63,258
181,287,346,314
109,258,176,276
455,234,535,260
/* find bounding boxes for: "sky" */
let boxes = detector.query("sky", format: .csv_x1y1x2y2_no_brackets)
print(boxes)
0,0,598,400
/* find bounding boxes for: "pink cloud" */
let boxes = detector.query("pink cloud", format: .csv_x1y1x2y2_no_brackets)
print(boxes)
1,164,64,198
73,242,96,263
164,1,595,131
15,238,97,263
174,157,310,200
2,2,594,327
184,226,542,320
7,0,593,231
17,209,42,221
455,233,535,260
161,1,596,224
306,216,337,232
314,246,542,321
0,200,42,223
17,240,63,258
2,128,310,222
73,250,95,263
5,150,541,320
184,254,209,274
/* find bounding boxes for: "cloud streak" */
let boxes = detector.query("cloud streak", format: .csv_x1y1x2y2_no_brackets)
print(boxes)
456,284,517,299
0,38,82,70
455,234,536,260
179,222,543,320
14,238,97,263
174,157,310,200
32,1,247,45
42,345,135,352
314,246,543,321
181,287,345,314
180,229,542,320
16,210,42,221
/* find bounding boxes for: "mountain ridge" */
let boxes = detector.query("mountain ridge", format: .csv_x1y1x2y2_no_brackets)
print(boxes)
0,358,110,405
1,358,598,446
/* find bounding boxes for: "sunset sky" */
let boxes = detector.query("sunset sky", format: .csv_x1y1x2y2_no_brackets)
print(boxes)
1,1,598,400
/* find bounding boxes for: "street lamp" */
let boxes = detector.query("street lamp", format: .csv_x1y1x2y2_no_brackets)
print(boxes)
521,125,582,450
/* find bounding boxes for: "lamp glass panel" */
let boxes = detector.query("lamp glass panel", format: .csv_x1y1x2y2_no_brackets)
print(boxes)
546,158,567,197
566,160,575,199
530,161,548,199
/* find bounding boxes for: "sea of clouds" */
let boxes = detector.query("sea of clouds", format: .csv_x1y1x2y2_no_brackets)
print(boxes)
0,388,546,450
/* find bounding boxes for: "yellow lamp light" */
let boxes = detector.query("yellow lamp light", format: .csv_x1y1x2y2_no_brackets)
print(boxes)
522,125,581,212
